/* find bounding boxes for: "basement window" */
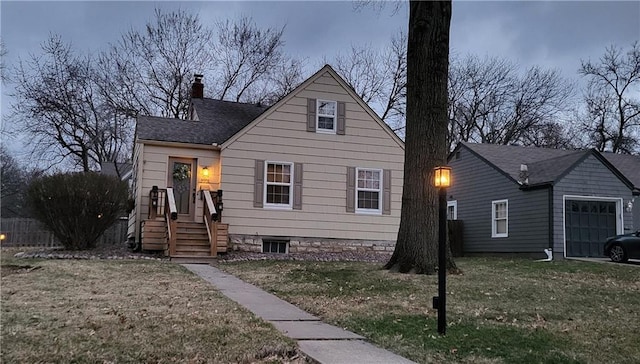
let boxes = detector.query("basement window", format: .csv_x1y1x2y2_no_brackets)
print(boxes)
262,239,289,254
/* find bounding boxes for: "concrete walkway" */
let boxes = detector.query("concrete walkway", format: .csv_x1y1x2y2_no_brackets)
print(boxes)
182,264,416,364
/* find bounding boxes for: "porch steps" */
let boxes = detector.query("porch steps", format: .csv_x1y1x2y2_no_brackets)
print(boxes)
174,222,210,257
140,219,228,260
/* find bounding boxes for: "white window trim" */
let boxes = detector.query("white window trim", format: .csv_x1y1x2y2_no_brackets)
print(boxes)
492,199,508,238
264,161,293,209
316,99,337,134
447,200,458,220
355,167,382,214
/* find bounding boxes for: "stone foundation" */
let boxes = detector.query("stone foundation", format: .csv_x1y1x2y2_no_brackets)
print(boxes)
229,234,396,255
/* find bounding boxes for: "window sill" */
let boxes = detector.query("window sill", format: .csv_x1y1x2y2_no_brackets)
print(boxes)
355,209,382,215
263,205,293,210
315,129,336,135
491,234,508,238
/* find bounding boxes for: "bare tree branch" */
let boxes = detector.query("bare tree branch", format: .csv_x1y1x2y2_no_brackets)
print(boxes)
579,42,640,154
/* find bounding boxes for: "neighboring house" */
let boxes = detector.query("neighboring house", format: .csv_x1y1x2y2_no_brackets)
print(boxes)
100,161,133,182
447,142,639,259
128,65,405,259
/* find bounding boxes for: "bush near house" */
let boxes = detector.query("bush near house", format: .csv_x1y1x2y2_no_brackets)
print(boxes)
26,172,128,250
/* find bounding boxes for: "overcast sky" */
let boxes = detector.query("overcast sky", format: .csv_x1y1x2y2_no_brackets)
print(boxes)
1,1,639,158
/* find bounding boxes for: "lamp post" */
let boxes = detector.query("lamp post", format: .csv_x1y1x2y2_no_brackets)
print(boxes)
433,166,451,335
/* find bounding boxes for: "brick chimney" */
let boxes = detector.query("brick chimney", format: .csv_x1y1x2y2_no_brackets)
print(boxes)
191,74,204,99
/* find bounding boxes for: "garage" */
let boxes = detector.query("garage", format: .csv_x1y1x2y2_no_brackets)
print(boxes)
565,199,618,257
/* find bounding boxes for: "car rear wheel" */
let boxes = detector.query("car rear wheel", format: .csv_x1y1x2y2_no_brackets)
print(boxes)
609,244,628,263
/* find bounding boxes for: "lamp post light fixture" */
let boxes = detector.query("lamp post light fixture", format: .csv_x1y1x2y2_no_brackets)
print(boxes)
432,166,451,335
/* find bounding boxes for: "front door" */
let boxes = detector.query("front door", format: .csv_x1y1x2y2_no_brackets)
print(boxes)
168,157,196,221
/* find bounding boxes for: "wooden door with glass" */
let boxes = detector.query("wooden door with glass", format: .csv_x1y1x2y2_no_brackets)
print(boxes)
168,157,197,221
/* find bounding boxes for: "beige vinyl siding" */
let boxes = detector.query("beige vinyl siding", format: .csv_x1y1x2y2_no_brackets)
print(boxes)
127,142,144,240
130,141,220,243
221,70,404,241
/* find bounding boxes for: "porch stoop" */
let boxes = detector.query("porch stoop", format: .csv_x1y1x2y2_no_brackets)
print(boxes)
141,219,228,263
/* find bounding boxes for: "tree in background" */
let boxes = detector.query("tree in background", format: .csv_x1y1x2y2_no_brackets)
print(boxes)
98,8,215,119
332,32,407,134
26,173,128,250
446,55,574,150
213,17,302,104
0,147,43,217
384,1,455,274
0,38,7,83
579,42,640,154
11,35,132,172
100,10,302,118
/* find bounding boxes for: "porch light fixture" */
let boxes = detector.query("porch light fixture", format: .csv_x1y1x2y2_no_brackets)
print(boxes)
432,166,452,335
150,186,159,207
202,167,210,178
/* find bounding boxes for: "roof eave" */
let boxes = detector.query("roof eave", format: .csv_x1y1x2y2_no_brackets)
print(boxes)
519,182,553,191
136,138,221,150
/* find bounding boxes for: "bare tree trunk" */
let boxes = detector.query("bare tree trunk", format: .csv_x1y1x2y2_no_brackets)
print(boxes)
385,0,457,274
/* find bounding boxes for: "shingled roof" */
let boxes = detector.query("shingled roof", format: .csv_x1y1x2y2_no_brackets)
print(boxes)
455,142,639,191
136,98,268,145
602,152,640,191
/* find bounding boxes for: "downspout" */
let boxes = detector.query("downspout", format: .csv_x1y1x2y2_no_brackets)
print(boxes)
538,184,554,262
545,186,554,261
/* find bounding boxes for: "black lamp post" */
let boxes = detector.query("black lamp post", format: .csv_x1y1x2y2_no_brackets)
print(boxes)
433,166,451,335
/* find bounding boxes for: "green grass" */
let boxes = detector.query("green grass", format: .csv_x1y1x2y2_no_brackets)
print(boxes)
218,257,640,364
1,249,304,363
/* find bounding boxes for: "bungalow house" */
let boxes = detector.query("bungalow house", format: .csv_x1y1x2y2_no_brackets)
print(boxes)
127,65,404,259
447,142,639,259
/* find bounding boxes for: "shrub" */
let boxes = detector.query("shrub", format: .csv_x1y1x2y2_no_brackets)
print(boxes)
26,172,128,250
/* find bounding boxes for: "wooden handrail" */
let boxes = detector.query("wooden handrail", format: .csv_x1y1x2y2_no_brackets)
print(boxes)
203,190,218,256
165,188,178,256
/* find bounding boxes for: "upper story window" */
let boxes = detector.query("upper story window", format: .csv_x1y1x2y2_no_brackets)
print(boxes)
265,162,293,208
356,168,382,214
317,100,337,133
492,199,508,238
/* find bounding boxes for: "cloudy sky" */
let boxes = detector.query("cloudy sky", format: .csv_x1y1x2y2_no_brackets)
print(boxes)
1,1,639,157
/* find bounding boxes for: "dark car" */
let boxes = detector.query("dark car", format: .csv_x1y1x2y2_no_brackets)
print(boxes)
604,230,640,262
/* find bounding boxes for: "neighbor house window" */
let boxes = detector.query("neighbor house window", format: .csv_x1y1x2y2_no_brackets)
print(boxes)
447,200,457,220
265,162,293,208
317,100,337,133
356,168,382,213
492,199,508,238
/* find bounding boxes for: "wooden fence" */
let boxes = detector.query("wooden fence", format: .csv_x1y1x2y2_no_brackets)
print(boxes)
0,217,129,248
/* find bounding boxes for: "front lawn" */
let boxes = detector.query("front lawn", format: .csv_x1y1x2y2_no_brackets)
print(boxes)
1,250,302,363
218,257,640,364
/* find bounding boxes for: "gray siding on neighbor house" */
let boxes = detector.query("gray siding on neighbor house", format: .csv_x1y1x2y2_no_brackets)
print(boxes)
448,147,550,253
552,154,634,255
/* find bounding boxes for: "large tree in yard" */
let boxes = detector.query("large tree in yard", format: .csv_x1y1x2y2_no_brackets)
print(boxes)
385,1,457,274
